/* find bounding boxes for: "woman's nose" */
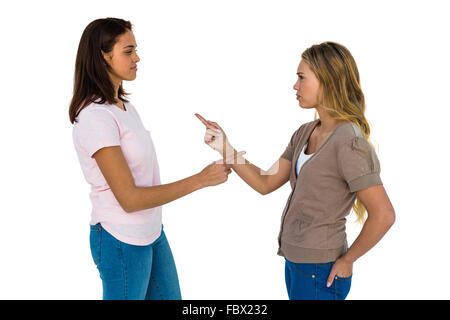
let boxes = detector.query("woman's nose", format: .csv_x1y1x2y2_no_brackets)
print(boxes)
293,79,300,91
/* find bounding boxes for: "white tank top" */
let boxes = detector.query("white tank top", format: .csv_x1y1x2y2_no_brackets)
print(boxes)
296,143,314,177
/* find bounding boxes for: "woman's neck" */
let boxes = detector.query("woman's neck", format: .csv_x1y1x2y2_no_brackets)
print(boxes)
109,74,122,103
315,107,345,133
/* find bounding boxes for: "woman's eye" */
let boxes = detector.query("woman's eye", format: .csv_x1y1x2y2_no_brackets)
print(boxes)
125,51,132,54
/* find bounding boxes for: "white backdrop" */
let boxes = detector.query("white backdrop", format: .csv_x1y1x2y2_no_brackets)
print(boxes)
0,0,449,299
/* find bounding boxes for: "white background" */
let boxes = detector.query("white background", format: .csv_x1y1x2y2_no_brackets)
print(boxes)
0,0,449,299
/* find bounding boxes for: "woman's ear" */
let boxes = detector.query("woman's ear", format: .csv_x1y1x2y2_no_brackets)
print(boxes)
101,50,112,65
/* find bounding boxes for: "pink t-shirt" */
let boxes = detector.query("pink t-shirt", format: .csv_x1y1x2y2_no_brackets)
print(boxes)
72,101,162,246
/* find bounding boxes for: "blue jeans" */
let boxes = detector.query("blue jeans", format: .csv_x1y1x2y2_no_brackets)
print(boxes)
285,259,352,300
90,223,181,300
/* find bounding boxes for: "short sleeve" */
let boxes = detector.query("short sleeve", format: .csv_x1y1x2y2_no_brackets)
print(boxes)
281,125,305,161
73,108,121,158
338,137,383,192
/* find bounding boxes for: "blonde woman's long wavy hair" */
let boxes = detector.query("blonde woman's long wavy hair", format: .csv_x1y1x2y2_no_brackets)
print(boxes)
302,41,371,224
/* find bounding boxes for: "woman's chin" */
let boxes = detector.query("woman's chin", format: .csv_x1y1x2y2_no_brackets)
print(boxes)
122,73,137,81
298,103,313,110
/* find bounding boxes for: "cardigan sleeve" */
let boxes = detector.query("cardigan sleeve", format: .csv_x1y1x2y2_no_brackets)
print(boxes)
280,124,305,161
337,136,383,192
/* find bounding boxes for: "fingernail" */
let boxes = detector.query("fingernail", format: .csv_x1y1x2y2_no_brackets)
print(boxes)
326,282,331,287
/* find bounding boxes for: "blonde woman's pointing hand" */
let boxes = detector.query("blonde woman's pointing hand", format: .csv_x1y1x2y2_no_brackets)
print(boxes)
195,113,241,164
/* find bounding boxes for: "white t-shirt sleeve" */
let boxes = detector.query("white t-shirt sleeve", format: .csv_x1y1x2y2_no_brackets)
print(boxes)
74,108,121,158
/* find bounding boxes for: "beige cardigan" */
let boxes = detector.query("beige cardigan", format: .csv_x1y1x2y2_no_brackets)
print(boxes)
278,119,382,263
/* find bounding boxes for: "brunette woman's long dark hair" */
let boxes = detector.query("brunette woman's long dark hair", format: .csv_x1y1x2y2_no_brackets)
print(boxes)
69,18,132,124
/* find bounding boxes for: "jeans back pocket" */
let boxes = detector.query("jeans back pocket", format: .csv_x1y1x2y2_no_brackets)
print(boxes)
89,224,102,265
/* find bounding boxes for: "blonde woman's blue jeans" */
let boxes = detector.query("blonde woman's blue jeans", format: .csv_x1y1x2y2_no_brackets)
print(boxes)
285,258,352,300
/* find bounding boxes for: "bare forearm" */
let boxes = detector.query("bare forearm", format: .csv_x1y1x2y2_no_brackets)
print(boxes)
230,157,268,195
126,174,204,212
341,213,395,263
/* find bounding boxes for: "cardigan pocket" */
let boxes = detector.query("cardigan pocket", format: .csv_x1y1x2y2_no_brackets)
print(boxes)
326,221,347,246
298,214,313,231
289,213,314,243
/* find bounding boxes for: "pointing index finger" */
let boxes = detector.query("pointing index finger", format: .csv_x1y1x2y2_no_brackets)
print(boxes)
195,113,209,126
196,113,221,133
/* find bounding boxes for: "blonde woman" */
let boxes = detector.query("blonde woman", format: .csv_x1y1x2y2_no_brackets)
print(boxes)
195,42,395,300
